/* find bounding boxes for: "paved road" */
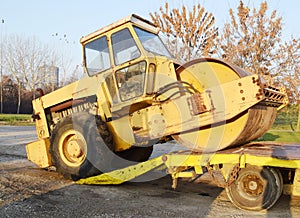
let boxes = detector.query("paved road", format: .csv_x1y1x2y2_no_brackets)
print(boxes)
0,126,36,161
0,125,36,147
0,125,185,159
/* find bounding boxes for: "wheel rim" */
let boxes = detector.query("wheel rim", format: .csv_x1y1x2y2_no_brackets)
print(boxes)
238,173,265,200
58,129,87,167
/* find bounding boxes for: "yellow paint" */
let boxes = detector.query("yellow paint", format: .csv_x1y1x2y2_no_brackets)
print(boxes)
76,156,165,185
32,98,50,139
292,169,300,196
176,61,249,151
26,14,289,186
76,150,300,190
26,139,52,168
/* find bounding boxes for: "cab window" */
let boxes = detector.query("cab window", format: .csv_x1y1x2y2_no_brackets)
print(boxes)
115,61,146,101
111,28,140,66
85,36,110,76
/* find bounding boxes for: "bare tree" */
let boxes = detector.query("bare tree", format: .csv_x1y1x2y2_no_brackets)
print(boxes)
276,37,300,102
150,2,218,62
51,33,76,87
217,1,297,82
278,37,300,131
4,35,58,113
218,1,300,130
65,64,85,85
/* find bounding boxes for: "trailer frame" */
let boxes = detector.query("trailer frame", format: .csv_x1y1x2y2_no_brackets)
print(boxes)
76,141,300,211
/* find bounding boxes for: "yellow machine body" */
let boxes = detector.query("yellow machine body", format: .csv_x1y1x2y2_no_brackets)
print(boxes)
26,14,287,176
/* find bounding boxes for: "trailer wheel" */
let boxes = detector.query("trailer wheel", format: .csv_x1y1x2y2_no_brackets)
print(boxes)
50,112,113,180
225,165,283,211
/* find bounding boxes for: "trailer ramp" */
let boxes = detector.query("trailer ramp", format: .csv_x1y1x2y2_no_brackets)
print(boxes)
76,156,166,185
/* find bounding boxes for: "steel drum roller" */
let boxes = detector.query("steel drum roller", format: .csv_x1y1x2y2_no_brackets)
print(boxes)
173,58,277,152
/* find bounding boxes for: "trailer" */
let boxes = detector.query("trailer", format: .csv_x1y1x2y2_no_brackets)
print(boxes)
76,141,300,211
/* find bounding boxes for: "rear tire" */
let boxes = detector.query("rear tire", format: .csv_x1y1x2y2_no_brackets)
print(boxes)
51,112,153,179
50,112,113,180
225,165,283,211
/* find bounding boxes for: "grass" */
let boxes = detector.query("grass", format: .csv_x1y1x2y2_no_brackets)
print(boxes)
257,104,300,143
0,114,34,126
272,104,299,131
258,131,300,143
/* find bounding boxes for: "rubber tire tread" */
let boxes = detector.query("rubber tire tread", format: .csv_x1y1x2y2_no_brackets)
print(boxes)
225,165,283,211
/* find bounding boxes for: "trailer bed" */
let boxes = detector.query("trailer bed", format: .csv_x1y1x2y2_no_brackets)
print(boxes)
77,141,300,185
219,142,300,160
76,141,300,211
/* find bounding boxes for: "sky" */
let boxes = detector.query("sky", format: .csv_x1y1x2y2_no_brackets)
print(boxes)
0,0,299,77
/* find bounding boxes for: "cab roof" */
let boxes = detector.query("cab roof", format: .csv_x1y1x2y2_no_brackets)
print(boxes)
80,14,159,44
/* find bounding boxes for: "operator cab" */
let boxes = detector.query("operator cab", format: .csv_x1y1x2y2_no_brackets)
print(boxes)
81,14,173,106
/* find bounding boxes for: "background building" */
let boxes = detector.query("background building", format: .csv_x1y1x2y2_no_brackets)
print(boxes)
38,65,59,91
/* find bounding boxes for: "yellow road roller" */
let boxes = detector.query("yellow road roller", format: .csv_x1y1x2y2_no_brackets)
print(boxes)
26,14,296,211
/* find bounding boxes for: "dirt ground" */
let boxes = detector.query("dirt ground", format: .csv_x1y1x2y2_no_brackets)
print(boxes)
1,126,300,217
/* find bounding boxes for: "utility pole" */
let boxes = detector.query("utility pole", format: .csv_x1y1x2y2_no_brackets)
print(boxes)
0,19,4,114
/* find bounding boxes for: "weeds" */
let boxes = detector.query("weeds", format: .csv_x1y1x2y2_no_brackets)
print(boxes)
0,114,34,126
